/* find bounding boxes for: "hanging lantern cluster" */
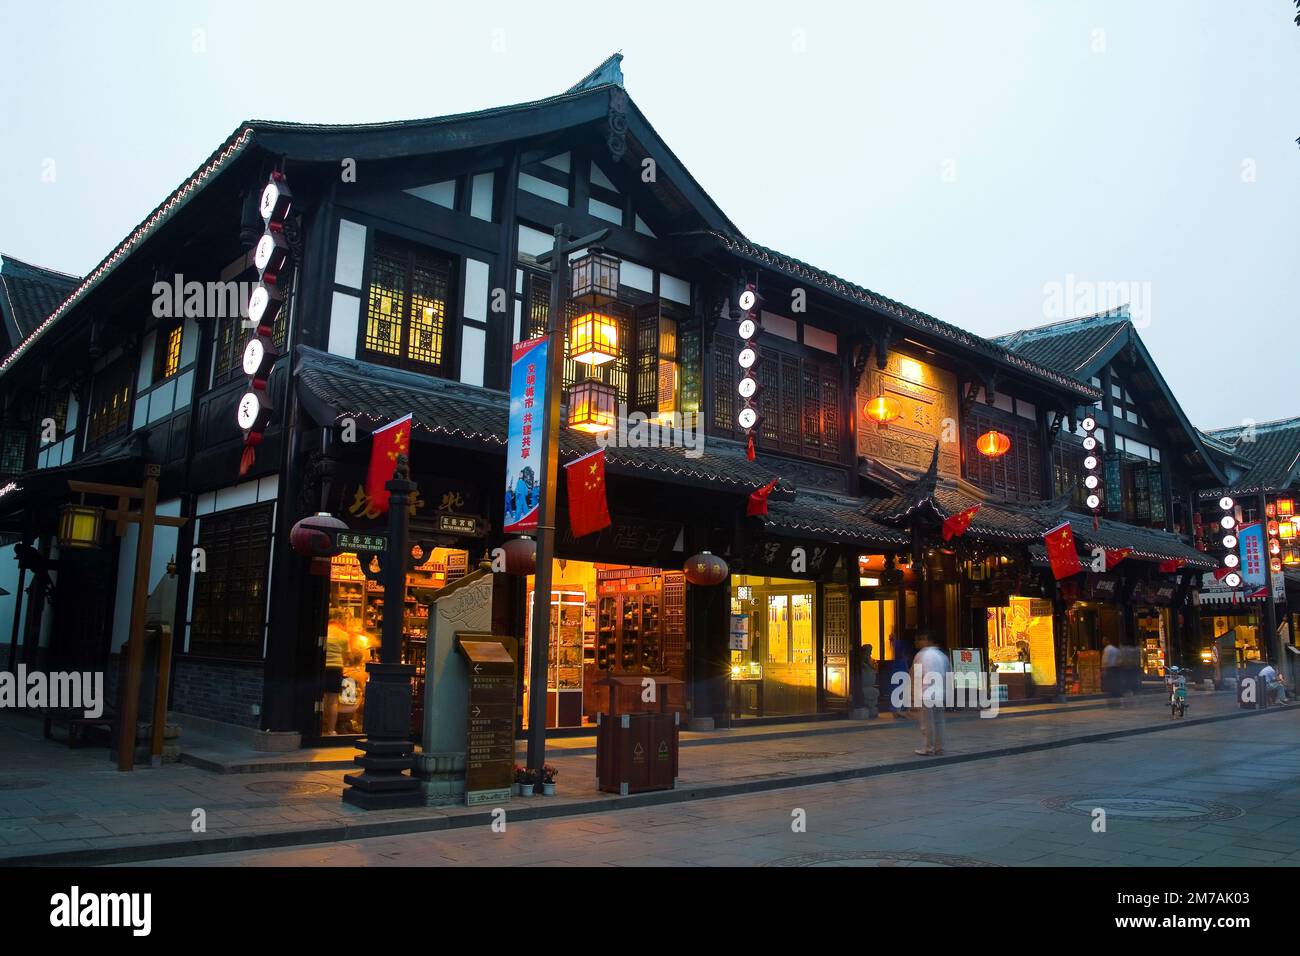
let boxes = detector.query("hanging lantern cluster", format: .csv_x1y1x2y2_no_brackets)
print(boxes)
238,170,292,476
1218,495,1242,588
976,429,1011,458
1080,415,1103,516
566,249,620,434
735,284,763,459
1267,507,1283,573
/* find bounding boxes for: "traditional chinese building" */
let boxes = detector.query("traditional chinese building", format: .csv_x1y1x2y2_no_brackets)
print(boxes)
0,57,1231,750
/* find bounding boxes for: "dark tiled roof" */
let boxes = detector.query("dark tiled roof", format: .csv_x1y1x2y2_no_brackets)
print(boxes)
293,347,851,495
764,491,909,548
992,307,1130,376
863,477,1213,567
0,255,80,352
1201,418,1300,494
705,233,1101,403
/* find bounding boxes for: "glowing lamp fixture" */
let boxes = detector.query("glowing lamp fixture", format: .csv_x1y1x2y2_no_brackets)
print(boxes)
864,394,902,428
569,311,618,366
976,430,1011,458
57,502,104,550
1280,521,1296,540
567,379,617,434
569,249,620,305
1278,498,1294,516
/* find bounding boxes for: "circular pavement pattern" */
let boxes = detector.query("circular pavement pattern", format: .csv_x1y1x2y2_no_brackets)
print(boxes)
244,780,332,796
764,850,1001,867
771,751,848,762
1041,795,1243,822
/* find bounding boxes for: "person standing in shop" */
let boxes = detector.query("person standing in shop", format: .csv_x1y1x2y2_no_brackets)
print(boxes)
323,609,351,735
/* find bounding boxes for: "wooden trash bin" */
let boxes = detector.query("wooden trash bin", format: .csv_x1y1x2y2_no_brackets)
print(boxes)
596,710,679,795
595,673,683,795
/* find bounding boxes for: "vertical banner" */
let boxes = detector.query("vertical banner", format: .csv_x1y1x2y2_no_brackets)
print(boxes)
504,335,549,533
1238,522,1266,593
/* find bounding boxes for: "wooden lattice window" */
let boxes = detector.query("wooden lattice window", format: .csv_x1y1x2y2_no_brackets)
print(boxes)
0,428,27,479
710,331,841,460
963,406,1042,501
363,235,452,374
86,359,132,447
188,504,273,659
154,321,183,381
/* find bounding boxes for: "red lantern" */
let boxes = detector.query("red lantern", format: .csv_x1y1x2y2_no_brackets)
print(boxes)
976,430,1011,458
501,536,537,575
863,394,902,428
290,512,346,558
683,551,728,585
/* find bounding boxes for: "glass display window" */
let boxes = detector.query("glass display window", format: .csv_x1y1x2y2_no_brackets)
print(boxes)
730,575,817,717
320,546,467,738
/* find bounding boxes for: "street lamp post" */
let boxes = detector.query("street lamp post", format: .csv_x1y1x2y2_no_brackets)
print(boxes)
526,223,608,782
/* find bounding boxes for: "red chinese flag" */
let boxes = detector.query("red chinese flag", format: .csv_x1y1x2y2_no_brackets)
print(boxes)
564,448,611,538
941,504,980,542
747,477,780,517
1043,521,1083,580
1105,548,1132,570
1158,558,1186,573
365,414,413,515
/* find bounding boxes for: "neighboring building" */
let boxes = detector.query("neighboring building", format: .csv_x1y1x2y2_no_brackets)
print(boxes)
994,306,1226,690
1196,418,1300,684
0,57,1223,750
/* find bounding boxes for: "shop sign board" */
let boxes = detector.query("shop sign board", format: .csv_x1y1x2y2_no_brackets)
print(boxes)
336,531,388,554
504,336,548,534
457,636,516,806
951,647,983,685
437,513,484,537
728,614,750,651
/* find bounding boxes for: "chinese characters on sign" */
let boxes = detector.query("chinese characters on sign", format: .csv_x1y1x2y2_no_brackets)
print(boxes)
504,336,549,533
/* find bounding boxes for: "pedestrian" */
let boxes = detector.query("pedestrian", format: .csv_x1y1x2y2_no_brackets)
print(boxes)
860,643,880,718
912,631,949,756
889,628,914,719
1101,639,1120,705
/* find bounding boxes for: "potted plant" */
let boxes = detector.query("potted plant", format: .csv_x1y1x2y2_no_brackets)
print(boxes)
541,764,559,796
514,765,537,796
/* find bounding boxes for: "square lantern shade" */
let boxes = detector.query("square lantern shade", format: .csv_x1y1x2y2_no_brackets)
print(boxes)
569,250,620,305
58,503,104,550
1279,498,1295,516
1280,521,1296,540
568,379,617,434
569,311,619,366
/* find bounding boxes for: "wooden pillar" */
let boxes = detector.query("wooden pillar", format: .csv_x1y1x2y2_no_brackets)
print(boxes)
116,466,159,772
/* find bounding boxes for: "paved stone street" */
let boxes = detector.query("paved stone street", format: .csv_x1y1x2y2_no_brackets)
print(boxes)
144,707,1300,868
1,691,1294,865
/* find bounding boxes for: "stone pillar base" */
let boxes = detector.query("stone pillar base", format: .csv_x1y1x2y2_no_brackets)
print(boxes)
849,707,872,720
252,730,302,752
687,716,715,732
414,752,466,806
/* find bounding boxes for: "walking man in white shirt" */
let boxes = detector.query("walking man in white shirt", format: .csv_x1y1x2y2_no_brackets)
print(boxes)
912,631,950,756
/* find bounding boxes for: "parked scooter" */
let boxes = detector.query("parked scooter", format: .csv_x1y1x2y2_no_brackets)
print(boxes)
1166,666,1188,718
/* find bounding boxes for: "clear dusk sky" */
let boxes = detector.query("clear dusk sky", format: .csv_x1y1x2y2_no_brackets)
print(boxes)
1,0,1296,429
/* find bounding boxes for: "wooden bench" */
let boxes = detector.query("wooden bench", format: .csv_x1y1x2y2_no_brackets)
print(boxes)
41,708,116,748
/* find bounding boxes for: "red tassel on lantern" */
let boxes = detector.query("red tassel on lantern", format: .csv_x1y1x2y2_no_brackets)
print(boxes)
746,433,755,461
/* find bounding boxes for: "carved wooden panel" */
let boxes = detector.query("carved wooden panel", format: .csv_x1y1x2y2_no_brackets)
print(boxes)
857,353,960,477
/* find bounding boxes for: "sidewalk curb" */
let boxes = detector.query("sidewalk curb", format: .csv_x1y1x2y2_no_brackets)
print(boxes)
179,694,1198,771
6,702,1292,867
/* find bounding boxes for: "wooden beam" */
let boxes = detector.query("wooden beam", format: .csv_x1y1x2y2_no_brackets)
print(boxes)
104,510,187,529
68,480,144,498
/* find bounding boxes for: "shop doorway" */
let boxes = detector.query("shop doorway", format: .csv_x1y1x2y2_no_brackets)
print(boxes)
523,561,686,730
729,575,816,718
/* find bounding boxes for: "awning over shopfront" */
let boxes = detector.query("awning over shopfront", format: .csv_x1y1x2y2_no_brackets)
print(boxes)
294,346,853,496
0,439,144,534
